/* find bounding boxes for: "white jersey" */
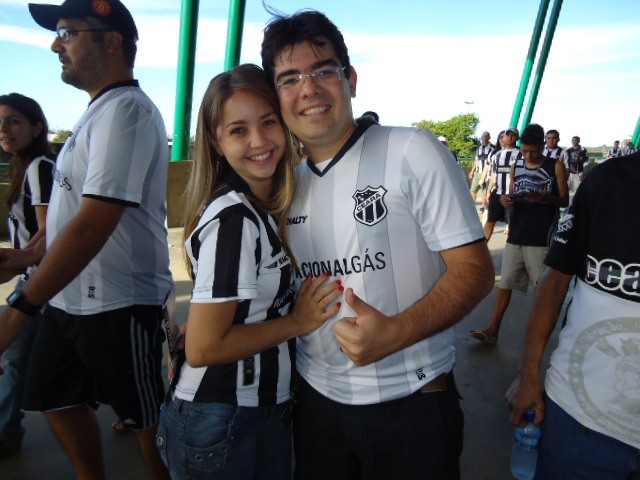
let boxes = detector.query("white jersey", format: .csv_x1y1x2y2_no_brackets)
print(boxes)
47,82,172,314
287,125,485,405
8,155,55,250
175,171,295,406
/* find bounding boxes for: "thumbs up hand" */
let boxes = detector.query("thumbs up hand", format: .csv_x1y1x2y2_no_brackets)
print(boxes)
333,288,402,366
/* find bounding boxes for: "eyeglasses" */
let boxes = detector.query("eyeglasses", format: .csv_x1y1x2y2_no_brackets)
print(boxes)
55,28,110,42
276,66,347,92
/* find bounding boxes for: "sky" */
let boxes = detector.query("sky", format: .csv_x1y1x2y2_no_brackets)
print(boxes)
1,0,639,148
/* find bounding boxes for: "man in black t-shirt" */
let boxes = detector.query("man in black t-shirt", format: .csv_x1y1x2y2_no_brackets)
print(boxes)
506,151,640,478
470,124,568,344
564,136,588,194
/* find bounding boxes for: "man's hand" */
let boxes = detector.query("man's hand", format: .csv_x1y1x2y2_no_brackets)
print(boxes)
525,189,548,203
333,288,401,366
500,194,514,207
506,372,545,428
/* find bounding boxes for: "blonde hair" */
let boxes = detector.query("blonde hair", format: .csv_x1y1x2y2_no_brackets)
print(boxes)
182,64,298,278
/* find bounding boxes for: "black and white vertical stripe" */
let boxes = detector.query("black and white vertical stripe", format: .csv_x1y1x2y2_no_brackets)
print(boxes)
491,148,521,195
175,188,294,407
129,316,163,428
476,144,494,173
8,155,54,250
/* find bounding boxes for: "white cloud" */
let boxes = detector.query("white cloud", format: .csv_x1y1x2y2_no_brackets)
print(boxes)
2,3,638,148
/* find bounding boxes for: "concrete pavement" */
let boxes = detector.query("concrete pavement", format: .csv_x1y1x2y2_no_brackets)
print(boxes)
0,218,564,480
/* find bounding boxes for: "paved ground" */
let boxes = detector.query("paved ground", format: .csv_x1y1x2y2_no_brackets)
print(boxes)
0,214,565,479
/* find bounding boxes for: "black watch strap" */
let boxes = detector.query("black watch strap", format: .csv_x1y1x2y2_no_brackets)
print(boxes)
6,290,42,316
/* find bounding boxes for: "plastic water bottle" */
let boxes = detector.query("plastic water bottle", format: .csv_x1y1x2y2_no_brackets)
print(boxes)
510,409,541,480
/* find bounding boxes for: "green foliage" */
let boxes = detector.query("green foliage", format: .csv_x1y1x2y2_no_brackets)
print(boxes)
412,113,480,158
51,129,72,143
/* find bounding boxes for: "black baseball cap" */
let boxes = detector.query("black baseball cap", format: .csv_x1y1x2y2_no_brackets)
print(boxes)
29,0,138,40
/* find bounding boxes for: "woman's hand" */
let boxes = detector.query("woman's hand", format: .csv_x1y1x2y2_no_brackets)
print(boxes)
290,273,343,334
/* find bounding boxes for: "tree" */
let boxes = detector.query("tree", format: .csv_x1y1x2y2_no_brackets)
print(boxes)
412,113,480,158
51,129,72,143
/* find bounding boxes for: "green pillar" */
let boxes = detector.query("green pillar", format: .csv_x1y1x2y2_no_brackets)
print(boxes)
171,0,200,162
509,0,550,129
632,114,640,148
224,0,246,71
520,0,564,131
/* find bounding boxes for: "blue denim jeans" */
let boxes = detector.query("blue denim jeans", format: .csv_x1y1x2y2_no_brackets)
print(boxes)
0,278,42,442
535,397,640,479
157,394,292,479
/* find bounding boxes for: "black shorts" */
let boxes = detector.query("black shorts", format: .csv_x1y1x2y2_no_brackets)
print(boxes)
487,191,511,223
23,304,166,430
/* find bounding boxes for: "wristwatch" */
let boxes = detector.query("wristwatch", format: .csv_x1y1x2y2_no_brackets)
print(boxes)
6,290,42,316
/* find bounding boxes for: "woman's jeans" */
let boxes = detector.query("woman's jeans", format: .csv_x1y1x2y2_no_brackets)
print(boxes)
0,277,42,442
157,394,292,479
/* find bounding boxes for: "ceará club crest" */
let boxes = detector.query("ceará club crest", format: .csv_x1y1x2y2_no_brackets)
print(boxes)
352,186,388,226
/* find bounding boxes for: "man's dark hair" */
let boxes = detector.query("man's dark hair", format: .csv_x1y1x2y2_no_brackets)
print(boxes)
521,123,545,146
86,16,137,69
261,10,351,84
546,129,559,137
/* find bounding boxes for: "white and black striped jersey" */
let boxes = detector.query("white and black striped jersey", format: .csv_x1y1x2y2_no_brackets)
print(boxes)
287,124,485,405
8,155,55,250
607,147,624,158
475,143,494,173
490,147,521,195
175,170,295,407
543,145,566,161
47,82,172,314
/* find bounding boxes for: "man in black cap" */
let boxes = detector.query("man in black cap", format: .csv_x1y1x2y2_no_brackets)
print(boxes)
0,1,171,478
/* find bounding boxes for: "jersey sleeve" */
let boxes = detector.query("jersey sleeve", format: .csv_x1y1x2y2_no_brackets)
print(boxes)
401,129,484,251
25,156,55,205
545,176,592,275
191,204,261,303
82,95,161,206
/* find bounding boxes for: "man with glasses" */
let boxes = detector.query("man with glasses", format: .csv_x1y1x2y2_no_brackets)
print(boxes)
262,10,493,479
0,1,171,478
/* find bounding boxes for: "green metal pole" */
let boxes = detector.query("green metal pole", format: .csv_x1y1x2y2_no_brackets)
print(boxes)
171,0,200,161
509,0,550,129
224,0,246,71
520,0,564,131
632,114,640,148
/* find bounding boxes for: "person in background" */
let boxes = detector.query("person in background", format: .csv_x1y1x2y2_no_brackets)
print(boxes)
623,140,637,156
564,136,589,194
262,10,493,479
0,93,55,457
507,150,640,479
607,140,624,159
469,131,494,207
438,135,459,163
155,63,341,480
483,127,521,241
358,110,379,125
0,1,173,478
542,129,565,163
469,124,567,345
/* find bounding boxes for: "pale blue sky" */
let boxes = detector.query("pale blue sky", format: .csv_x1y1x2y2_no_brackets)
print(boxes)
1,0,639,146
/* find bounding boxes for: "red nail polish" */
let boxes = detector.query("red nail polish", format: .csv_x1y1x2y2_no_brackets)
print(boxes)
324,272,330,277
339,286,344,292
337,280,342,286
337,302,342,308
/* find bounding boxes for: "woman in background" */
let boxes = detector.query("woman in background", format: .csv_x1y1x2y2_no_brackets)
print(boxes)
0,93,55,456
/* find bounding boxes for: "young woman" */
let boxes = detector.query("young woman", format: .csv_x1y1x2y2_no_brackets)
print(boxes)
0,93,55,456
156,64,342,479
